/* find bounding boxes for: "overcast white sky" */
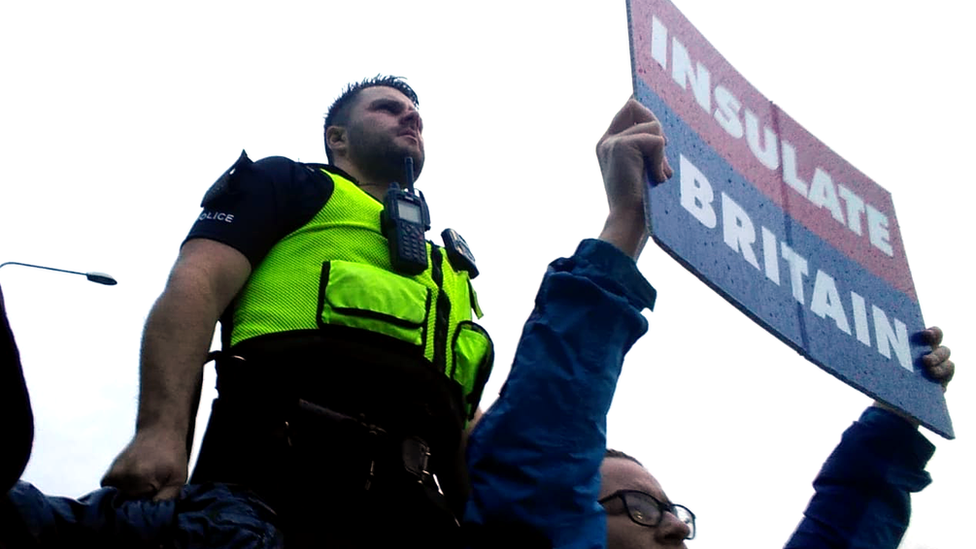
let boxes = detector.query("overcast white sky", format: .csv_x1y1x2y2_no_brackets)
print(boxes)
1,1,972,548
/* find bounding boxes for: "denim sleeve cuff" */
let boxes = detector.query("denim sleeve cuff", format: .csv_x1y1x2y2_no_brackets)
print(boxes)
549,238,657,311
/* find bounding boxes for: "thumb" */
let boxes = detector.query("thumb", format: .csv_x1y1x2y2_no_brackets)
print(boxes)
153,483,183,502
101,461,163,500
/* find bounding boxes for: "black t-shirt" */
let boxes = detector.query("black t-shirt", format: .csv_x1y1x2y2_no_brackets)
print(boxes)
184,152,336,267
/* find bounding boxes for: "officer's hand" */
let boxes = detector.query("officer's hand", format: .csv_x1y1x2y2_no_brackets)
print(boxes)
596,98,673,259
101,426,188,501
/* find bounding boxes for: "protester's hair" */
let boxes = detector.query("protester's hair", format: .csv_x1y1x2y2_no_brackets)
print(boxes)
605,448,644,467
323,75,420,163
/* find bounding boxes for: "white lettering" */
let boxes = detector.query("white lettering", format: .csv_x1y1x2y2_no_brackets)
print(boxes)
873,305,911,371
198,211,235,224
781,140,809,197
866,204,894,256
673,154,917,371
671,38,711,114
808,169,845,224
651,17,668,70
810,270,851,334
679,155,717,228
722,193,760,270
761,227,779,285
838,185,866,236
713,86,743,139
850,291,871,346
660,29,900,257
780,243,809,304
745,110,779,170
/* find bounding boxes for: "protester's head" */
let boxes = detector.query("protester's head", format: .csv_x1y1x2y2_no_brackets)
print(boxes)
600,449,695,548
324,75,424,182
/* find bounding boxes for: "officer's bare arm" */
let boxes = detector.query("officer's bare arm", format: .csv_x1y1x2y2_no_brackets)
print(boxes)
137,239,250,434
102,239,250,499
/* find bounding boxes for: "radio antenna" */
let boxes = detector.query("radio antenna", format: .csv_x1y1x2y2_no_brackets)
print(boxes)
403,156,415,193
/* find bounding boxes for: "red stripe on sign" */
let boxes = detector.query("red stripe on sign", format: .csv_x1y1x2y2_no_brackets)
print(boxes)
629,0,917,301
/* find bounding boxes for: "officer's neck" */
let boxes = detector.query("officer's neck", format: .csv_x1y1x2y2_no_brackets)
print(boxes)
333,159,393,202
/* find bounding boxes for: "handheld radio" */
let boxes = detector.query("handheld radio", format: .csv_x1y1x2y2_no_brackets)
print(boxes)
381,157,430,275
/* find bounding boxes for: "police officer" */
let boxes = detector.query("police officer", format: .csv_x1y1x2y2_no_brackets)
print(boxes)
102,76,493,547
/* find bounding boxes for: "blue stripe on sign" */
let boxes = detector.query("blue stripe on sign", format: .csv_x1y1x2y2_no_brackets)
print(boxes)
636,78,951,437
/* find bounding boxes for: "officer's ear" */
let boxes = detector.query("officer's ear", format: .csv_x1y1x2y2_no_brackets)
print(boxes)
325,126,348,159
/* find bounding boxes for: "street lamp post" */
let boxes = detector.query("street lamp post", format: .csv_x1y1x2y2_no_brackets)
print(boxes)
0,261,117,285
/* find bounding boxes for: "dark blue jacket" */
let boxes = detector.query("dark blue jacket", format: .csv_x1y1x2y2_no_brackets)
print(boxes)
1,482,282,548
784,407,934,548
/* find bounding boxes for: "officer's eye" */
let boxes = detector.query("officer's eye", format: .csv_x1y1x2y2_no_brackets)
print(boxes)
375,101,400,114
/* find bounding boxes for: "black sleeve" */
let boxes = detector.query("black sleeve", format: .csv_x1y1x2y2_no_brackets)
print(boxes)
0,284,33,493
183,151,333,267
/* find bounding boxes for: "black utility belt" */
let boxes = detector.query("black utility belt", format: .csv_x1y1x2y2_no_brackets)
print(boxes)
287,398,434,488
213,338,468,444
210,360,439,474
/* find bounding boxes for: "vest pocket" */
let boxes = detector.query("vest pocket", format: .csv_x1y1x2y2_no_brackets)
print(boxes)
450,321,494,419
318,260,431,346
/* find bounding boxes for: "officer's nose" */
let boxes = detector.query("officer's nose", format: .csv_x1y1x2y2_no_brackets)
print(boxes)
402,109,422,132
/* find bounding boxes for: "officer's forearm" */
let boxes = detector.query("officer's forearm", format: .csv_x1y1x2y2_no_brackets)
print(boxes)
135,282,219,437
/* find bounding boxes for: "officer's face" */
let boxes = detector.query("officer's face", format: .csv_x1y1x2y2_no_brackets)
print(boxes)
600,457,692,549
345,86,425,182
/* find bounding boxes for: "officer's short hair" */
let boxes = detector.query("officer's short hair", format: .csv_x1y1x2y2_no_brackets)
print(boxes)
605,448,644,467
324,75,420,164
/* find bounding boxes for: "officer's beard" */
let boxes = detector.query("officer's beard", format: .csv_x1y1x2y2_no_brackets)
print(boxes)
348,135,425,187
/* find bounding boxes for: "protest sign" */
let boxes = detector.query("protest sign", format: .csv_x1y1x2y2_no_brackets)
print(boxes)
627,0,952,437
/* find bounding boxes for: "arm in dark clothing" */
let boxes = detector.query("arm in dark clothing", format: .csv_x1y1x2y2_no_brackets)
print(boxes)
785,407,935,549
464,239,656,549
2,481,282,549
0,284,33,493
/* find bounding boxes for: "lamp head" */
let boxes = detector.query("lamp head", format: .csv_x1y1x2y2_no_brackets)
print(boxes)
85,272,117,286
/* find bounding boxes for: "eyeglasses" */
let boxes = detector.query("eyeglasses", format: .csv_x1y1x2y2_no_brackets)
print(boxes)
598,490,696,540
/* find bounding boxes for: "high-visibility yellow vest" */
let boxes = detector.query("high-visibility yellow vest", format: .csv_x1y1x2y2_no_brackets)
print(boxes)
229,168,492,418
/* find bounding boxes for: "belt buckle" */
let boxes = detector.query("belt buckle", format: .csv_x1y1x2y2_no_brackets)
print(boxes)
401,436,431,482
